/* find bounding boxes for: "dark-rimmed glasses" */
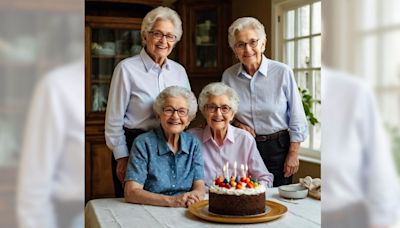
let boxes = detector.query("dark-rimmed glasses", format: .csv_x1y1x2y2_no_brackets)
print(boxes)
163,106,188,117
148,31,177,42
204,104,231,114
234,39,259,50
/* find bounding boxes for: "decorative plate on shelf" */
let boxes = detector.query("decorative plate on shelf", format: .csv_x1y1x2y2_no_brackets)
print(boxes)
188,200,287,224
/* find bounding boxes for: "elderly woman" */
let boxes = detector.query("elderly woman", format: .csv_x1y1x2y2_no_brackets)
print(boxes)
221,17,308,187
124,86,205,207
189,82,273,188
105,6,191,197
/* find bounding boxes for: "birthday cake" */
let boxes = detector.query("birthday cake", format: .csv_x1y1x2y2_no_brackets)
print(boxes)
208,175,266,216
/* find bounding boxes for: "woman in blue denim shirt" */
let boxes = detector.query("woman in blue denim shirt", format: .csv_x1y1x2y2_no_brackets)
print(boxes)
124,86,205,207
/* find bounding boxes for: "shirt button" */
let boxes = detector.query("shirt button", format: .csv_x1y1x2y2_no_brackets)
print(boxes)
172,185,175,187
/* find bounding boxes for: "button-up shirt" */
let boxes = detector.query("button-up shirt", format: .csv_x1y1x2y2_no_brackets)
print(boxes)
125,127,204,196
105,49,191,159
222,55,308,142
188,125,273,188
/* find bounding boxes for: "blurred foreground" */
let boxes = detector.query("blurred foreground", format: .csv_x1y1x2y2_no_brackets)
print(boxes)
322,0,400,227
0,0,399,227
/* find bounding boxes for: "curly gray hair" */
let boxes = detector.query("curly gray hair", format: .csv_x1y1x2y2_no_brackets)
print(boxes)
198,82,239,116
228,17,266,52
141,6,183,45
153,86,198,121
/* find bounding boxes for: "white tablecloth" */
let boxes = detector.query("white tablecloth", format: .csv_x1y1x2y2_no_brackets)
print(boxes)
85,188,320,228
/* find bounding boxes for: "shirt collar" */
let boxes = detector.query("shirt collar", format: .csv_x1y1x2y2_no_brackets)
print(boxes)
236,55,269,78
201,124,235,144
155,126,189,155
140,48,171,72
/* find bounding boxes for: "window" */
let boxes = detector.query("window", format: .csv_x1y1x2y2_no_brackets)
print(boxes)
357,0,400,172
273,0,321,161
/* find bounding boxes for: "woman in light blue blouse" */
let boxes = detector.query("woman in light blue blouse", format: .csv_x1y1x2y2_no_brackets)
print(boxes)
222,17,308,187
124,86,205,207
105,6,191,197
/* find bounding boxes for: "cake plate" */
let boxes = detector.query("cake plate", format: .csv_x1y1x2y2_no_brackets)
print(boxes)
188,200,287,224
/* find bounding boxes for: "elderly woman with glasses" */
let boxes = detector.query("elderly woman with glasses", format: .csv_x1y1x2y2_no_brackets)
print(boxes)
188,82,273,188
124,86,205,207
105,6,191,197
221,17,308,187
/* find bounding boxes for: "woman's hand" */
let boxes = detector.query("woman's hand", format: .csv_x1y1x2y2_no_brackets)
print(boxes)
184,181,205,207
185,190,204,207
116,157,129,182
185,193,200,207
284,142,300,177
169,193,192,207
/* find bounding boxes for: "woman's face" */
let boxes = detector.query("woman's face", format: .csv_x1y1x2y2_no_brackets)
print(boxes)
233,28,265,68
143,19,176,65
159,96,190,136
204,94,234,134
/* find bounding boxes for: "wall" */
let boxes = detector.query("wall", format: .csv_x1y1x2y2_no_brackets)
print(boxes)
231,0,272,58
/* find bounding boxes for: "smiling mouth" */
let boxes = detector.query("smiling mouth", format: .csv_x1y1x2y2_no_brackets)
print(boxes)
167,121,182,125
156,45,168,49
243,53,255,57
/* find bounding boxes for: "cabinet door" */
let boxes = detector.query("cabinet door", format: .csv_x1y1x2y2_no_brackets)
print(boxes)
192,8,218,70
85,17,142,120
85,136,115,201
178,0,231,78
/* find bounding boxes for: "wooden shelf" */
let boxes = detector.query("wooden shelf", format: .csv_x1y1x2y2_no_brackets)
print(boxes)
92,79,111,84
196,43,217,46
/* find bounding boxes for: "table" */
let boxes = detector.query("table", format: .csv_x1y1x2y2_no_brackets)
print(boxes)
85,188,320,227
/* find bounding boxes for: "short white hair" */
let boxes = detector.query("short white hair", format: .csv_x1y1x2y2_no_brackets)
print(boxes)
228,17,266,51
153,86,198,121
141,6,183,44
198,82,239,116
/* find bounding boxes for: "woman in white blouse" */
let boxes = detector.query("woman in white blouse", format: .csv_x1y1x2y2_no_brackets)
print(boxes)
105,6,190,197
222,17,308,186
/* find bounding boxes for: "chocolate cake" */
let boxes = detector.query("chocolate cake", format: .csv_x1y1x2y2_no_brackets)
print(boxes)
208,176,266,216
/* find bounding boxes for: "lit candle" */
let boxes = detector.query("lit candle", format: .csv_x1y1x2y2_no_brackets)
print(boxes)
234,161,237,178
223,164,226,179
226,162,230,178
240,164,245,177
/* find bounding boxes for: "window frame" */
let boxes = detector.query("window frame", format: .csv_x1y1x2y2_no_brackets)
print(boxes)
272,0,321,163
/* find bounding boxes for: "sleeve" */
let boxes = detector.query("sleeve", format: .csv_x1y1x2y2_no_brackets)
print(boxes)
360,86,400,225
104,62,132,159
221,69,230,85
191,137,204,181
17,77,64,228
180,65,191,90
285,68,309,142
124,137,149,185
247,138,274,188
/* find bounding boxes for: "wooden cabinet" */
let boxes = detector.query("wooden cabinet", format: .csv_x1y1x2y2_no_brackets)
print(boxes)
85,17,142,117
85,0,161,201
85,130,115,200
176,0,232,78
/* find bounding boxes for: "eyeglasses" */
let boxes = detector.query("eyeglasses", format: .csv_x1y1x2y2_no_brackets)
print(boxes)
204,104,232,114
148,31,177,42
234,39,259,50
163,106,188,117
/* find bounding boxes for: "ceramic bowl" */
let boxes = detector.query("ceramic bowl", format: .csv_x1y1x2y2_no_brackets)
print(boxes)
278,183,308,199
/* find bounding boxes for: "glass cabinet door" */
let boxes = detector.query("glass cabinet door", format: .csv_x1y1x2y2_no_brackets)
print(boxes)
194,10,217,68
90,28,141,112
